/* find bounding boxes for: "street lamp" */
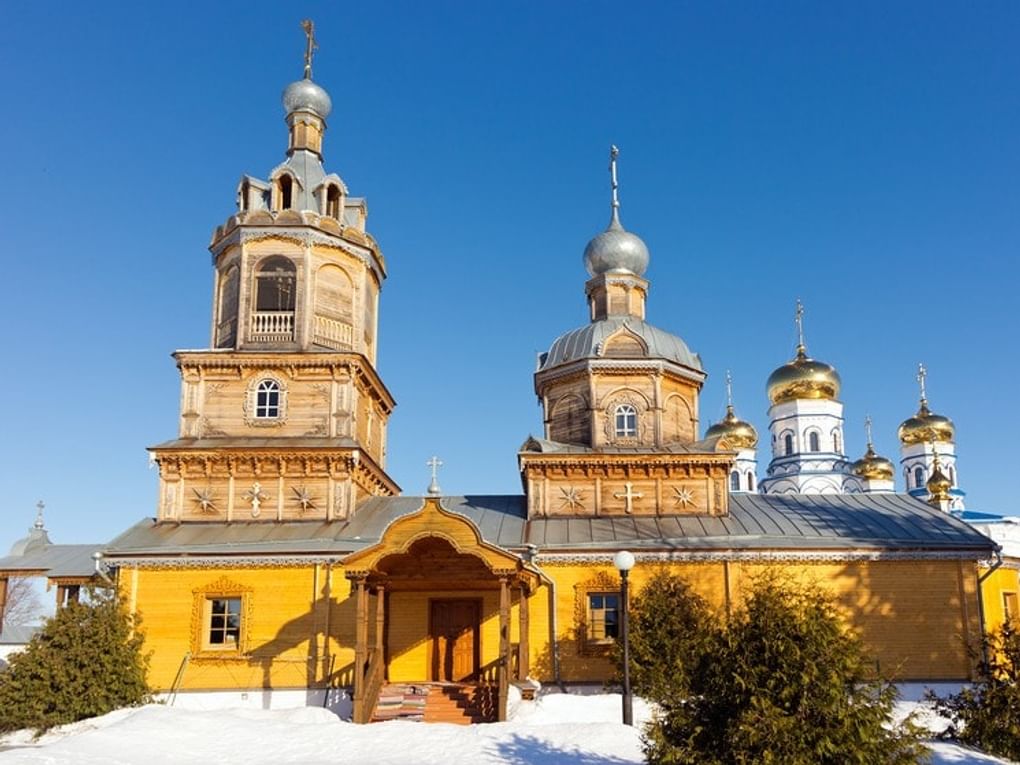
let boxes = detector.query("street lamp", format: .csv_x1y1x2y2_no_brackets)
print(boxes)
613,549,635,726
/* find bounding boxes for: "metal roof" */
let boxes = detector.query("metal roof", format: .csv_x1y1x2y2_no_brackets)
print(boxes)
99,492,994,559
538,317,703,372
0,544,104,578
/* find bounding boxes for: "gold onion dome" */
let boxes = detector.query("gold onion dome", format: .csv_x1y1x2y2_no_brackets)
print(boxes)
898,402,955,445
706,405,759,449
852,444,894,481
927,461,953,502
767,347,842,405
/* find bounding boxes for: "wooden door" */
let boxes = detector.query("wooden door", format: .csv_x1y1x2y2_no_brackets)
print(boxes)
430,599,480,682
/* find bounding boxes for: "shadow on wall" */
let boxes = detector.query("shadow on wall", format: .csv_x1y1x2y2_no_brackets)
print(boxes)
488,734,635,765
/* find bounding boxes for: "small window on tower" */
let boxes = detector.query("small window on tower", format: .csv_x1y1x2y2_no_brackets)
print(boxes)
746,472,755,491
833,432,841,452
614,405,637,438
914,466,925,489
949,466,956,486
784,434,794,455
255,380,281,419
255,257,296,312
326,184,341,219
808,432,820,452
278,174,293,210
730,472,740,491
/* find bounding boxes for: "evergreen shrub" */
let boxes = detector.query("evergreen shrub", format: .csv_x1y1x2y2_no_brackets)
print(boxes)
638,575,925,765
928,622,1020,761
0,587,150,734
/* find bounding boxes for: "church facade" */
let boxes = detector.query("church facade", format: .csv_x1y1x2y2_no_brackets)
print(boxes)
53,31,1014,722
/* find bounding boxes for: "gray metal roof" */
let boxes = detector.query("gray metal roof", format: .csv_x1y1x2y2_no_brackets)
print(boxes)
538,317,703,372
99,492,993,559
521,436,727,455
0,544,104,578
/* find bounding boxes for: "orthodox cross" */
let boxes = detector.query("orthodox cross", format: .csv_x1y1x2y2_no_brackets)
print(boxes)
864,415,874,447
609,145,620,214
725,370,734,407
244,482,268,518
301,19,318,80
614,481,643,514
794,298,806,352
916,362,928,405
34,500,45,529
426,455,443,496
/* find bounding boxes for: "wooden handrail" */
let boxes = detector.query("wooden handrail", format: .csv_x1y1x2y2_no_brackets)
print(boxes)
353,647,385,723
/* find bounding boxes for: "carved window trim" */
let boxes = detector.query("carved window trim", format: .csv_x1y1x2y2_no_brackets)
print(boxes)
602,393,646,445
574,572,622,657
190,576,254,658
243,376,288,428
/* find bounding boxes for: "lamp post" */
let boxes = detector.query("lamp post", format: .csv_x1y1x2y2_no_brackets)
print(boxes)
614,549,635,726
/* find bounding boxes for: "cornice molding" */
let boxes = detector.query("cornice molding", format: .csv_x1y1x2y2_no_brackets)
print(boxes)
535,549,987,565
109,555,349,569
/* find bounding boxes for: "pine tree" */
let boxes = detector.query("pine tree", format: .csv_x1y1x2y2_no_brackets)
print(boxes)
615,569,712,704
643,576,925,765
0,587,150,734
928,622,1020,761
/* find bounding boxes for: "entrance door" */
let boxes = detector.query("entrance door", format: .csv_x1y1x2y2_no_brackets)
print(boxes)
430,599,480,682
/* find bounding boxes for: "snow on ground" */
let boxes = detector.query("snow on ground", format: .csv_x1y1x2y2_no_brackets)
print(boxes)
0,691,1014,765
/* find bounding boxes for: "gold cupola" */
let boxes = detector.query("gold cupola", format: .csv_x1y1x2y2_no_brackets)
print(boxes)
898,363,955,445
852,416,894,481
766,300,841,406
706,372,758,448
926,449,953,504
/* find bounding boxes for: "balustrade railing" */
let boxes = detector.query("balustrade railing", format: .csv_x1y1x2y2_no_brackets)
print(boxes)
313,315,354,350
249,311,295,343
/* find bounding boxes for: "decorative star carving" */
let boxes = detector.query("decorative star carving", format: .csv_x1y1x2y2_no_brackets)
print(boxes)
292,485,316,512
673,486,695,508
559,486,585,511
192,487,217,513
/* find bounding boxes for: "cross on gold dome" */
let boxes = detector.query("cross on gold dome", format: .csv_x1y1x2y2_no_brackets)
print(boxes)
725,370,734,407
301,19,318,80
864,415,874,447
794,298,806,354
917,362,928,406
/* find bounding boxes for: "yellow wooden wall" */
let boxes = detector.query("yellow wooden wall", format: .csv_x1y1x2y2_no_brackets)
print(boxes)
979,562,1020,634
127,556,987,692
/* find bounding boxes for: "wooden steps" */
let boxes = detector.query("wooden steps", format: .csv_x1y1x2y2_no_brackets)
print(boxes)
370,682,495,724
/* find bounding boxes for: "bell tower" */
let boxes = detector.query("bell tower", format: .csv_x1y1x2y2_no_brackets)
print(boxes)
150,22,399,524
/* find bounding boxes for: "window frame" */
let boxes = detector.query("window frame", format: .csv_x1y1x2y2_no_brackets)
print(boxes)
205,596,242,651
255,379,281,419
586,591,621,644
808,431,821,452
244,376,288,427
614,404,637,438
1003,592,1018,625
190,576,251,658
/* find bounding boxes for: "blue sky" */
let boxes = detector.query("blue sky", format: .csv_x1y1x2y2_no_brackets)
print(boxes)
1,2,1017,547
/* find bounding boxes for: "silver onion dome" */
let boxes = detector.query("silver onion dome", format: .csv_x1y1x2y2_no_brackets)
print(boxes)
583,213,650,277
282,78,332,120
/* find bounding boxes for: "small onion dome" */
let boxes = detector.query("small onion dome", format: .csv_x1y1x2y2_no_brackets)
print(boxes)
897,403,955,445
705,405,758,449
766,347,841,405
926,464,953,502
583,213,650,277
282,78,332,119
852,444,895,481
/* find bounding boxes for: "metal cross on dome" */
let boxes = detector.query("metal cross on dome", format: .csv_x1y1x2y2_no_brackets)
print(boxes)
426,455,443,496
301,19,318,80
917,362,928,404
864,414,874,447
795,298,806,352
34,500,45,529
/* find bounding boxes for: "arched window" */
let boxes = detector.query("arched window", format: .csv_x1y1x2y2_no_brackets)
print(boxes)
730,471,740,491
255,257,296,312
746,472,755,492
239,180,250,212
278,174,293,210
808,432,820,452
784,433,794,455
614,405,637,438
255,380,281,419
949,466,956,486
832,432,841,453
914,466,925,489
326,184,341,219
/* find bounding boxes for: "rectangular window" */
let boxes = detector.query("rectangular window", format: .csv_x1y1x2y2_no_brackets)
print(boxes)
207,597,241,648
1004,592,1018,624
588,592,620,641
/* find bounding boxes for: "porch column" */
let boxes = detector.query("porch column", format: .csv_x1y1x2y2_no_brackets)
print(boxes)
498,575,510,721
0,577,8,633
353,577,368,718
374,584,385,679
517,581,530,680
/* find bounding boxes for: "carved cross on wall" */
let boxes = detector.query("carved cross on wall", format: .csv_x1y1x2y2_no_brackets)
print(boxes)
614,482,643,514
244,482,268,518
